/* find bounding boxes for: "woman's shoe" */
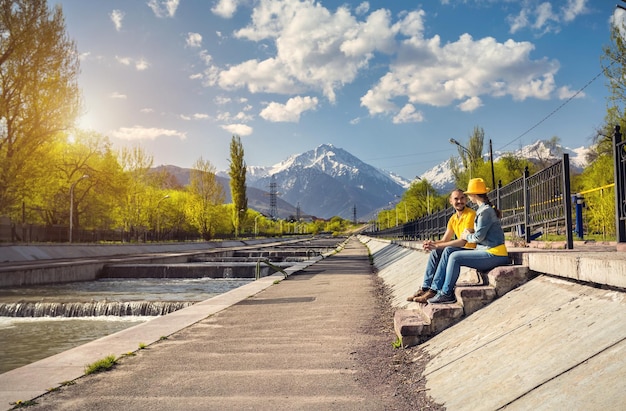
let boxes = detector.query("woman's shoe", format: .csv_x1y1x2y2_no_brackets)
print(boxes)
427,292,457,304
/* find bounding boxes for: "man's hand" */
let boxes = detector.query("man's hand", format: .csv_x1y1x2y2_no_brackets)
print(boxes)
423,240,437,251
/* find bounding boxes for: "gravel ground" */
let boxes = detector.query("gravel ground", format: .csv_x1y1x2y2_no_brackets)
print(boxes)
355,272,445,411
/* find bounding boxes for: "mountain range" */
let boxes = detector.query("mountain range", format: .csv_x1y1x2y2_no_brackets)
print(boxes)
159,141,589,221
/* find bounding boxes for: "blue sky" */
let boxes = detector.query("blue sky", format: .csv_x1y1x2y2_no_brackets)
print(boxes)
53,0,620,180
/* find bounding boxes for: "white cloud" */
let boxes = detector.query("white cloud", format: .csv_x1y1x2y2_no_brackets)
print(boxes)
260,96,319,122
212,0,239,18
193,113,210,119
220,123,253,136
116,56,149,71
110,9,124,31
186,32,202,48
135,59,149,71
561,0,589,23
216,111,253,122
392,104,424,124
111,126,187,140
218,0,396,102
355,2,369,16
116,56,131,66
557,86,584,100
457,96,483,112
507,0,589,34
140,108,154,113
110,92,127,99
361,33,559,117
215,96,232,105
147,0,180,18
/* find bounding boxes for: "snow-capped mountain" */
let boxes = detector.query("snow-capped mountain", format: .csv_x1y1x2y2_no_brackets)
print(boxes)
241,144,409,219
420,140,590,193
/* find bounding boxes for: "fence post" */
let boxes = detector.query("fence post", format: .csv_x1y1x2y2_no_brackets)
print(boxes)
562,154,573,249
523,166,530,243
574,194,584,239
613,125,626,243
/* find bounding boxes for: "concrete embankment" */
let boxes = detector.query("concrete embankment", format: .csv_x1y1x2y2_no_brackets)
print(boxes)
359,235,626,410
0,238,318,287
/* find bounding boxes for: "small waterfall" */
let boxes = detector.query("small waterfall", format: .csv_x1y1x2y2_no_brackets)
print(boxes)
0,301,195,317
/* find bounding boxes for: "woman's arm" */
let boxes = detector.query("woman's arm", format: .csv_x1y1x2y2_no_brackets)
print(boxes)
462,208,495,244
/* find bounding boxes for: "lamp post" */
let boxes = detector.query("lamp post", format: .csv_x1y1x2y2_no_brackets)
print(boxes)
69,174,89,243
156,194,170,241
449,138,474,178
254,214,261,237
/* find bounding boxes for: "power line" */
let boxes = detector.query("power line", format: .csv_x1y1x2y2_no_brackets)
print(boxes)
498,63,614,151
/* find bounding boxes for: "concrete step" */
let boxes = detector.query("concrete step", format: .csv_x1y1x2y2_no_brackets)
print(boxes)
394,265,531,347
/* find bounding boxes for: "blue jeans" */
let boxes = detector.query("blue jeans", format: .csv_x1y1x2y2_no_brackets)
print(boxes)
422,247,465,290
430,247,511,295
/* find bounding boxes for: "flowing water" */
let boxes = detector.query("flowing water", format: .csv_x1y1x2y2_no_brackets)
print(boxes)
0,277,253,374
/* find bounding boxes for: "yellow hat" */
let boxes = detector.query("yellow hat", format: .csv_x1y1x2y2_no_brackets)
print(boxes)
465,178,490,194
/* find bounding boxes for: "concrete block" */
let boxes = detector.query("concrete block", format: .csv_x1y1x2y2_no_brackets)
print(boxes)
394,309,430,347
457,286,497,316
422,303,464,334
578,256,626,289
491,265,531,296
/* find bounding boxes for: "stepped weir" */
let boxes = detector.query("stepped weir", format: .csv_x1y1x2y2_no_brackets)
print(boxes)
0,301,194,317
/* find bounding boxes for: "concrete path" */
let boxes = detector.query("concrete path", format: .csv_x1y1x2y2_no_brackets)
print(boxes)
11,238,394,411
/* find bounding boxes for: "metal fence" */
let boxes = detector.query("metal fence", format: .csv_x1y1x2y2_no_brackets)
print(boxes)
369,154,574,249
613,125,626,243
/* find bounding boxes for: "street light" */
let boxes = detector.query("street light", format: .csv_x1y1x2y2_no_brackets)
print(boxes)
157,194,170,241
449,138,474,178
69,174,89,243
254,214,261,237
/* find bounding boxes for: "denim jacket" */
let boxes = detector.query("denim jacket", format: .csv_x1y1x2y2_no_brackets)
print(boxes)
464,204,505,250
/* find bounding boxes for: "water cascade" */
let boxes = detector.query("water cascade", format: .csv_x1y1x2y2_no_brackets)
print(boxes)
0,301,194,317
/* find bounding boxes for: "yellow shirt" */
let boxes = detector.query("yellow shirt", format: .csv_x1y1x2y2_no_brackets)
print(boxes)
447,208,476,249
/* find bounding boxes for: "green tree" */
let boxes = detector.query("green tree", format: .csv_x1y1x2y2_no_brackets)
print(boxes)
118,145,154,241
0,0,80,216
187,157,224,240
450,126,485,188
228,135,247,237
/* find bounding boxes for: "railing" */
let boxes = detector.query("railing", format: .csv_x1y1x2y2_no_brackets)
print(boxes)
613,125,626,243
371,154,574,249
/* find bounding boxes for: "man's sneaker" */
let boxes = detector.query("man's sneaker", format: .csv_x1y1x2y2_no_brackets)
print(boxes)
427,292,457,304
413,289,437,303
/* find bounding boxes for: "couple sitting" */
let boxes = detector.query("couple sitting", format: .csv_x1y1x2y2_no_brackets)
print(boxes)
408,178,510,305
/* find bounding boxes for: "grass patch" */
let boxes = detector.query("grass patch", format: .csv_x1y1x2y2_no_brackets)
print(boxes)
391,337,403,349
10,400,37,409
138,342,147,349
121,351,136,357
273,280,281,284
60,380,75,387
84,355,117,375
159,336,168,341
